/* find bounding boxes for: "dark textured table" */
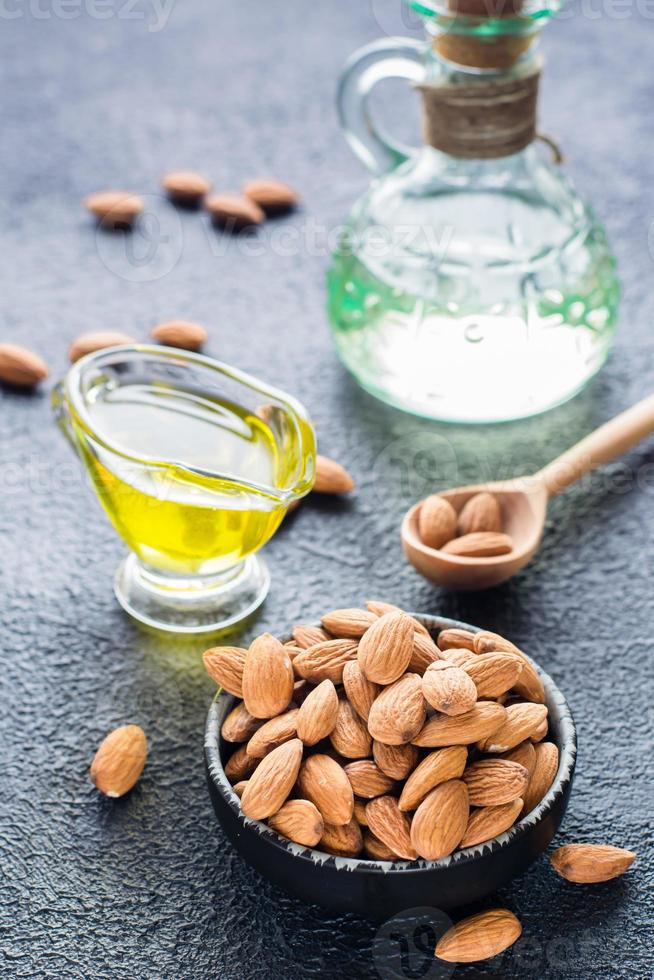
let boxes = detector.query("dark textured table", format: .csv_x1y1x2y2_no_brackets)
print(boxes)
1,2,652,978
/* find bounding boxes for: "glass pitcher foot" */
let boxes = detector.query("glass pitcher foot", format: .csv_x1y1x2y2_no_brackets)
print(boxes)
114,554,270,635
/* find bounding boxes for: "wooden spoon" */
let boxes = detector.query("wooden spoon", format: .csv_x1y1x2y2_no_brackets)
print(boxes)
402,393,654,590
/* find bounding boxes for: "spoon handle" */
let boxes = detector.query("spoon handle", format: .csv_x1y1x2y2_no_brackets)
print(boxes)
536,392,654,496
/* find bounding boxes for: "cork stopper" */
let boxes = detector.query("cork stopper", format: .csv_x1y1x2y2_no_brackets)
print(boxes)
434,33,535,70
431,0,539,71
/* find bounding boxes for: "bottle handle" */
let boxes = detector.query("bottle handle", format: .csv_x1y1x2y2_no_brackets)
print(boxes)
337,37,426,175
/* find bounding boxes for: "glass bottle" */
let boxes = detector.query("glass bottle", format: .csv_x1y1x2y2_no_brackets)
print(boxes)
327,0,619,423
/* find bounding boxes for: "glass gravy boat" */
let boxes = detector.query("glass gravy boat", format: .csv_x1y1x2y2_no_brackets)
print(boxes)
52,346,315,634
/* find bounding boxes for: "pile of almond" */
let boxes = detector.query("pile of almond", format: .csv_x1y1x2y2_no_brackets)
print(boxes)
204,604,557,862
418,491,514,558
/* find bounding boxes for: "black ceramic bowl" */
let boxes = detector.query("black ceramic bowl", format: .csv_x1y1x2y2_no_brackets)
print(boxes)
205,615,576,918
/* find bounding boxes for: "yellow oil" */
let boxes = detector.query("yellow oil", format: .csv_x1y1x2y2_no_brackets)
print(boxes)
76,383,293,575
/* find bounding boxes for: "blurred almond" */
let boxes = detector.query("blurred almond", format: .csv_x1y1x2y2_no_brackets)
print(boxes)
0,343,49,387
202,646,247,697
90,724,147,798
358,611,414,685
366,796,417,861
84,190,143,227
367,673,425,746
313,454,355,493
206,193,264,229
242,633,294,719
246,708,299,758
411,779,469,860
292,624,331,648
550,843,636,883
240,738,303,820
417,495,458,549
242,178,299,213
297,754,354,826
399,747,468,812
343,760,395,799
457,492,502,536
161,170,211,206
342,660,380,721
413,701,507,748
268,799,324,847
435,909,522,963
296,678,339,745
442,532,514,558
462,759,530,806
151,319,207,351
460,799,523,848
69,331,136,364
422,661,477,716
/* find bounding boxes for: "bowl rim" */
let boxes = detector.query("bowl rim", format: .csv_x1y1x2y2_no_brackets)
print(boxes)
205,613,577,874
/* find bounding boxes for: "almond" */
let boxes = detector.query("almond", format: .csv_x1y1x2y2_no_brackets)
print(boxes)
319,818,363,858
342,660,380,722
473,632,545,703
437,628,476,652
363,831,399,861
550,844,636,884
151,319,208,351
313,454,355,493
372,741,419,781
242,633,294,719
435,909,522,963
353,798,369,826
321,608,376,638
413,701,507,748
343,760,395,799
330,699,372,759
242,178,299,213
268,799,324,847
473,630,519,655
293,638,358,684
439,648,476,669
295,679,339,745
398,747,468,811
0,343,49,387
84,190,143,227
500,740,536,776
464,652,523,698
358,612,414,685
477,703,548,753
409,633,442,674
442,532,514,557
462,759,530,806
68,331,136,364
297,754,354,825
161,170,211,205
90,724,147,798
367,673,425,746
232,780,248,798
224,744,259,783
366,796,417,861
417,495,458,549
521,741,559,815
246,708,299,758
530,717,549,743
292,624,331,648
366,601,431,638
203,646,247,697
422,661,477,716
240,739,303,820
410,779,469,860
457,492,502,536
205,193,264,229
460,799,523,848
221,703,262,743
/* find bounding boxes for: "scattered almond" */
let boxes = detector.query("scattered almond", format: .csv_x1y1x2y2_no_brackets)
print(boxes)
161,170,211,206
90,724,147,798
550,843,636,884
0,343,49,387
151,319,207,351
268,799,324,847
313,454,355,493
243,178,299,214
435,909,522,963
205,193,265,229
69,331,136,364
84,190,144,227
